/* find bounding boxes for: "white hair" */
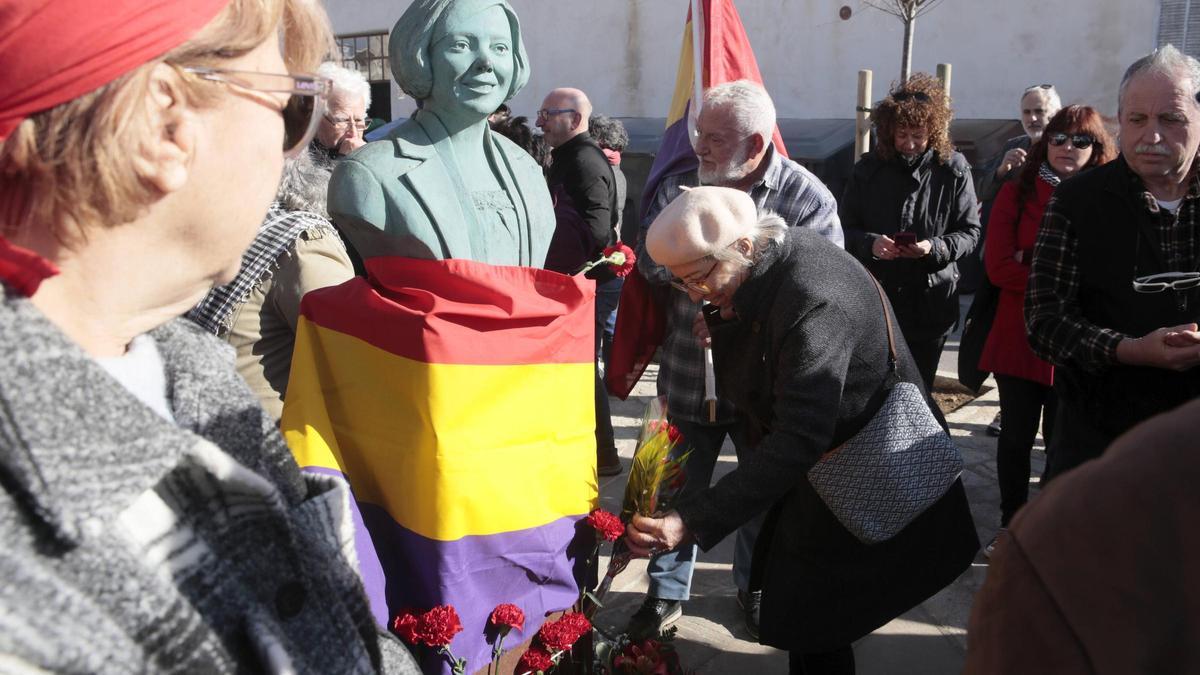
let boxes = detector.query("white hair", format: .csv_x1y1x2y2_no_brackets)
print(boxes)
702,80,775,143
1021,84,1061,111
712,211,787,267
317,61,372,108
1118,44,1200,112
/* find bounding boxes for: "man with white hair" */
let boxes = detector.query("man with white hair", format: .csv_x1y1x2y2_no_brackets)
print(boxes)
976,84,1064,203
1025,44,1200,481
630,79,841,641
313,61,371,158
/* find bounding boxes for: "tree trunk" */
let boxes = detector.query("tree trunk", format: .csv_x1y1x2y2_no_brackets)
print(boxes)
900,14,915,83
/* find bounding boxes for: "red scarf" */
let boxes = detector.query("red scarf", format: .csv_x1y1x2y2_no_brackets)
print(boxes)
0,237,57,297
0,0,229,140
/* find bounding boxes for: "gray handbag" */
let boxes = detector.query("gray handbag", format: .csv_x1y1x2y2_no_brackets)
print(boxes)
806,278,964,545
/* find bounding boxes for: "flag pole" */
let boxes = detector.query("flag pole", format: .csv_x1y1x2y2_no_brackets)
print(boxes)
689,0,705,141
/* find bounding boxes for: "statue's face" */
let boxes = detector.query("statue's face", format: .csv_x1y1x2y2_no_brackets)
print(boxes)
427,3,514,120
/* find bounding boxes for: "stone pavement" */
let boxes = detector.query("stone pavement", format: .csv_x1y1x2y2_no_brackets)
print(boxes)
592,299,1045,674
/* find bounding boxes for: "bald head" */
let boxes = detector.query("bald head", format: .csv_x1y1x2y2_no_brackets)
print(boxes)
537,87,592,148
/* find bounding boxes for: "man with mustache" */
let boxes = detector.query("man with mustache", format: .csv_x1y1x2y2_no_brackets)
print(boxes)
1025,44,1200,480
538,87,624,477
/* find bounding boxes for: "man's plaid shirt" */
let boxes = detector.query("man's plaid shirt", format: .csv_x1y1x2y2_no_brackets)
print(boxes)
635,147,843,424
1025,159,1200,373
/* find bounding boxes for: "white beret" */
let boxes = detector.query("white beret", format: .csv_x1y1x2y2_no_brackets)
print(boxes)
645,186,757,266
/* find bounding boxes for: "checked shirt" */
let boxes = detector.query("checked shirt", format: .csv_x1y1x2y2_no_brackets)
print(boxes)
1025,161,1200,373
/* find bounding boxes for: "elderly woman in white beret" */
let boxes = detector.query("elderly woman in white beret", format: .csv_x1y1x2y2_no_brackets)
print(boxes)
625,186,978,675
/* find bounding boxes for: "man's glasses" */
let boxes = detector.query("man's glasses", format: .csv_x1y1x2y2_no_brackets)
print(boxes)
1048,133,1095,150
536,108,576,120
670,258,719,295
892,91,931,103
183,66,331,157
324,113,368,130
1132,272,1200,293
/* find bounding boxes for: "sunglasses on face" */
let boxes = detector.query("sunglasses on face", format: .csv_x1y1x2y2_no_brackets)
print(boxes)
1048,133,1096,150
183,66,332,157
892,91,931,103
1132,271,1200,293
536,108,577,120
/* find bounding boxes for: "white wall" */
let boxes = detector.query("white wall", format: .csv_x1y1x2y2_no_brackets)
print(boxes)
325,0,1161,122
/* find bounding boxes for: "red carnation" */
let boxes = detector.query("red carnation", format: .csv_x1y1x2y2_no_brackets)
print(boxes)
613,639,670,674
414,605,463,648
517,645,554,672
586,509,625,542
389,607,421,644
536,616,582,653
603,243,636,278
489,603,525,633
666,424,681,444
557,611,592,641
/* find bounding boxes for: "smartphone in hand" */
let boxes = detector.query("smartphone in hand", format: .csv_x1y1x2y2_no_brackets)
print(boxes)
893,231,917,248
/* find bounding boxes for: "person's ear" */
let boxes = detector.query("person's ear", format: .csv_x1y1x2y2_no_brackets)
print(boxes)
748,132,767,160
735,236,754,259
131,63,196,195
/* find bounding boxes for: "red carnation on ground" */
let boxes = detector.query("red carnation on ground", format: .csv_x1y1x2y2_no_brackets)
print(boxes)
603,243,637,277
489,603,525,633
587,508,625,542
536,616,582,653
389,607,421,644
517,645,554,672
414,605,463,648
556,611,592,641
613,638,672,674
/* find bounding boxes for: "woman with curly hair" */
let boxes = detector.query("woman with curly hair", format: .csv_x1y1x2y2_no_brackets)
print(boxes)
841,73,982,395
979,105,1116,553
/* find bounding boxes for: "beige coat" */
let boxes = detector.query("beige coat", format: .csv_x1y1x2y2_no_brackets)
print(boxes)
228,226,353,420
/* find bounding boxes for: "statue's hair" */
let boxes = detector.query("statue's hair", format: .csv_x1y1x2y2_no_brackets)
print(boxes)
389,0,529,102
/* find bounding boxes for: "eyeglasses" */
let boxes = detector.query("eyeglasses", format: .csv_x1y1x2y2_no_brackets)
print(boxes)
892,91,931,103
670,258,720,295
183,66,332,157
536,108,576,120
324,113,368,130
1132,272,1200,293
1048,133,1096,150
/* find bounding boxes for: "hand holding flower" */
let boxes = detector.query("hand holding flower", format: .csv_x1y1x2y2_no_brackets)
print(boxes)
625,511,689,557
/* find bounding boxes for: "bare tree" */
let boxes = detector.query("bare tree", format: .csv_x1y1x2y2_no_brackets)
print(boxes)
864,0,948,84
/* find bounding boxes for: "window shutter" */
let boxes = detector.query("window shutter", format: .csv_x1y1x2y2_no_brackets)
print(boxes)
1159,0,1200,57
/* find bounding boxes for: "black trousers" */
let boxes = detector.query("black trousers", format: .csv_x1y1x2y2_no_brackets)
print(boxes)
994,374,1057,526
789,646,855,675
904,334,948,395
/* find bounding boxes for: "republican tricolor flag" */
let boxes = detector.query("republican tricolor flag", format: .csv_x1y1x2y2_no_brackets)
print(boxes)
281,258,598,673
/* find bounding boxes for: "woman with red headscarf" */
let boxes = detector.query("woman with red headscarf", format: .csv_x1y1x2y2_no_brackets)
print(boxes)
0,1,418,672
979,105,1116,554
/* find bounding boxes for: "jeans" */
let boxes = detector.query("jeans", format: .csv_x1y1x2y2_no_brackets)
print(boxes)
594,276,623,457
994,374,1057,526
646,418,764,600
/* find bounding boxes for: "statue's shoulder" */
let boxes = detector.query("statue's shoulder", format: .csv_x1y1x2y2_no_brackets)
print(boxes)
345,120,434,176
488,132,543,177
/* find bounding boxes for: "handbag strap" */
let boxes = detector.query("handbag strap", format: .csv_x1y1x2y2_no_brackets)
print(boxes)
868,276,899,375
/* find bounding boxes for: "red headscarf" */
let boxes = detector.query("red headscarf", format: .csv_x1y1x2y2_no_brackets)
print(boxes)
0,0,230,141
0,0,229,295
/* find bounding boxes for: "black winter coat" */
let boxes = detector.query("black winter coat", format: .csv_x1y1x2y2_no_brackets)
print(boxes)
841,149,982,342
674,229,979,652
